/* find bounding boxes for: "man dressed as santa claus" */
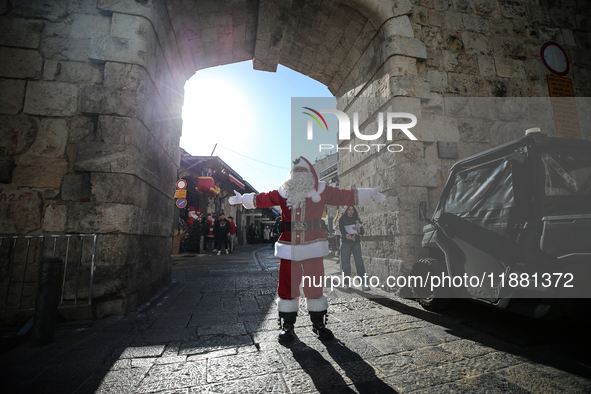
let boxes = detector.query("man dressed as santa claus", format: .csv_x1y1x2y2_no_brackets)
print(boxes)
229,156,385,342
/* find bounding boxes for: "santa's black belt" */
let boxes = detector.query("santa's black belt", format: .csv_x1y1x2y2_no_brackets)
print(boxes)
284,220,323,232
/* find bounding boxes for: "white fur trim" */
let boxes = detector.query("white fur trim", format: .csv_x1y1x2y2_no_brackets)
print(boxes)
357,188,372,206
275,240,329,261
306,296,328,312
242,193,256,209
294,160,311,171
278,297,300,313
311,194,321,203
278,181,326,199
308,181,326,197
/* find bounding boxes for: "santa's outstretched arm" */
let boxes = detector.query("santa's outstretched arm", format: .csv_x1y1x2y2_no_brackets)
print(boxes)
324,185,386,207
228,190,282,209
358,187,386,205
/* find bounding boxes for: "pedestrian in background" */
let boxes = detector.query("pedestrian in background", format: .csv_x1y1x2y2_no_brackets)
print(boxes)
214,212,230,255
203,213,215,253
248,224,255,244
263,225,270,243
228,216,236,253
333,207,344,259
339,205,369,291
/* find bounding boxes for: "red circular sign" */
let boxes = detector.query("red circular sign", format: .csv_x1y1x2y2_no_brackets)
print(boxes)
176,198,187,208
540,41,570,77
176,179,187,190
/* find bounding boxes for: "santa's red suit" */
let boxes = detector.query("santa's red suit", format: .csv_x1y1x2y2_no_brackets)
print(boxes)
230,156,385,341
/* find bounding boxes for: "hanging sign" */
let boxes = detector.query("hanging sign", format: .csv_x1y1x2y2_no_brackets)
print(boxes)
176,198,187,209
176,179,187,190
174,190,187,198
540,41,570,77
547,75,581,140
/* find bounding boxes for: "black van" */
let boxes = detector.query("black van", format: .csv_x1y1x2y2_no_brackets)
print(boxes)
412,131,591,318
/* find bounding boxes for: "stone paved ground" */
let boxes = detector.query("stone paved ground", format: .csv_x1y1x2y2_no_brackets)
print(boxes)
2,244,591,393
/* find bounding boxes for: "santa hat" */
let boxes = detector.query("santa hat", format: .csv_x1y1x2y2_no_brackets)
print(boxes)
292,156,321,203
188,206,195,211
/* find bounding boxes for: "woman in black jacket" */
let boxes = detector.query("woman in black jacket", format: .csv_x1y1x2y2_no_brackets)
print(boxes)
338,206,369,291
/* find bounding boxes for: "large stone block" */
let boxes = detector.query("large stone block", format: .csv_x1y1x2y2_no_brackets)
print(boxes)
499,0,527,19
64,201,172,237
89,34,151,68
502,37,526,59
110,12,154,44
61,172,92,201
68,115,97,143
0,17,43,48
90,172,148,205
73,141,135,172
462,13,489,32
445,11,464,30
461,31,489,54
0,115,39,155
427,70,448,93
41,36,92,62
0,47,43,79
25,118,68,157
45,61,104,84
70,13,111,39
65,202,139,234
24,81,78,116
419,113,460,142
421,95,445,115
13,156,67,188
11,0,67,21
382,16,414,37
389,75,430,97
448,72,471,95
384,56,418,77
0,189,43,234
43,203,67,232
103,62,148,92
442,50,458,72
0,79,26,115
73,138,176,203
457,117,493,143
80,85,144,119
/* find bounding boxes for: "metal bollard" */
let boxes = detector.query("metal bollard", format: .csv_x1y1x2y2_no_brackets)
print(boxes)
31,258,63,348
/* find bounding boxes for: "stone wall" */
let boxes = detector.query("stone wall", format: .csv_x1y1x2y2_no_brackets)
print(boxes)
334,0,591,292
0,0,186,316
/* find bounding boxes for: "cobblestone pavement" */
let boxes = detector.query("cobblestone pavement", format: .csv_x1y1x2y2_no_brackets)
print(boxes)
2,244,591,393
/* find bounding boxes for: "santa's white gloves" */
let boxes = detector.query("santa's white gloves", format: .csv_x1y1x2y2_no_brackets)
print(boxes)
371,187,386,203
229,190,243,205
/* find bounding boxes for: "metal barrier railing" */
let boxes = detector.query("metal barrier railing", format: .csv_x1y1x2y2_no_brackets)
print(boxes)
0,234,97,311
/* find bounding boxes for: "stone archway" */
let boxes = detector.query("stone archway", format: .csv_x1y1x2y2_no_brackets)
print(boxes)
1,0,590,316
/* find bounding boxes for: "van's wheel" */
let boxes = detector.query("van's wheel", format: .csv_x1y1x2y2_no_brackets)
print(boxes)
410,258,453,312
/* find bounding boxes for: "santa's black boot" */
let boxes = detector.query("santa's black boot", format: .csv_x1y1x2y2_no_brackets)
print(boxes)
278,312,297,342
309,311,334,341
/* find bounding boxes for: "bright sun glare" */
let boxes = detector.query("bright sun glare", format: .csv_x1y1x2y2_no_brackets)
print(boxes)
181,77,251,155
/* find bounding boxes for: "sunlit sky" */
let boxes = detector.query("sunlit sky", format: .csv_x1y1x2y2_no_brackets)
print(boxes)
181,61,337,193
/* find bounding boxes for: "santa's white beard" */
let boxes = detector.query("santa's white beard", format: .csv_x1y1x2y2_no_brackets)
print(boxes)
281,171,315,209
